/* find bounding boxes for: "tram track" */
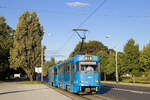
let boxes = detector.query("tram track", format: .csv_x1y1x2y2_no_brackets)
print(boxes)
81,94,114,100
44,82,89,100
81,95,104,100
93,94,115,100
44,82,112,100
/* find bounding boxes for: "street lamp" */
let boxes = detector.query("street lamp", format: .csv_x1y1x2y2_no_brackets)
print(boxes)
115,48,119,83
105,34,119,83
41,33,52,82
41,46,44,82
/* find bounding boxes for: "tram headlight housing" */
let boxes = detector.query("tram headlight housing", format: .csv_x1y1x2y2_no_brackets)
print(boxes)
85,56,92,60
96,80,98,83
80,80,84,83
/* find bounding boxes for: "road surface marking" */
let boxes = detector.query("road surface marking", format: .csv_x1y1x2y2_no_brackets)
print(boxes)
112,88,150,95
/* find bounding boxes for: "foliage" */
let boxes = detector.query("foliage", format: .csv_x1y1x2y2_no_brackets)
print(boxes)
0,16,14,80
69,41,87,57
86,40,108,55
105,51,116,75
123,39,140,82
49,57,55,66
69,40,108,58
57,60,64,64
43,57,56,76
9,11,44,81
96,51,108,72
97,49,117,80
96,50,108,80
117,52,126,77
140,43,150,72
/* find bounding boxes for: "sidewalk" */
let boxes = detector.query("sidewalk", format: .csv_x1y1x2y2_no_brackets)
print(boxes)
0,82,71,100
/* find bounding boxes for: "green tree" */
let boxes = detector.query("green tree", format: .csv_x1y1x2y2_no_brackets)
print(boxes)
96,50,109,80
117,52,125,80
69,41,87,58
123,39,140,83
43,57,56,76
43,62,49,76
9,11,44,81
49,57,56,67
87,40,108,55
140,43,150,72
105,51,116,80
97,49,117,81
69,40,108,58
0,16,14,80
57,60,63,64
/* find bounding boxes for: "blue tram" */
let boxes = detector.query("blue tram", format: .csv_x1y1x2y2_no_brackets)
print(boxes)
48,55,101,93
48,65,58,86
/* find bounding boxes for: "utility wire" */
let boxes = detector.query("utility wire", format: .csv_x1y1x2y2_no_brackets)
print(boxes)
77,0,107,28
57,0,108,58
0,0,108,59
61,0,108,48
73,0,108,41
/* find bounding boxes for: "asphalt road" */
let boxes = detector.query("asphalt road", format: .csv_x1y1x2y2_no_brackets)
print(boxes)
43,77,150,100
0,82,71,100
97,83,150,100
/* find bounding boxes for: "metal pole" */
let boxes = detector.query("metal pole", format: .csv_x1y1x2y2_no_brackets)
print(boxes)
105,34,119,83
115,50,119,83
41,46,43,82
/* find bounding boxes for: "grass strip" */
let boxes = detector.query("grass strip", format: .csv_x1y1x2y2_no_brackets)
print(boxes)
20,81,42,84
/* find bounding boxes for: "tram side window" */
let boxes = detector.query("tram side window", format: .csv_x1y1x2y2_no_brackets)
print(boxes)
67,63,70,73
71,64,73,71
76,62,79,72
65,64,67,73
65,65,67,73
68,66,70,72
54,69,57,75
58,66,61,75
64,63,70,73
64,63,68,73
63,65,65,74
64,64,66,73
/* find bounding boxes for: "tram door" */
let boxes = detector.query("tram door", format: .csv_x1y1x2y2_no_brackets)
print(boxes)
70,64,74,83
54,68,57,80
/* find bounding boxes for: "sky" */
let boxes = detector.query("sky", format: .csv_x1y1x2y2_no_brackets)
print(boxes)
0,0,150,61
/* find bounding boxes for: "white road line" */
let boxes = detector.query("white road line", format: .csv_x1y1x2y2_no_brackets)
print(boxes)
112,88,150,95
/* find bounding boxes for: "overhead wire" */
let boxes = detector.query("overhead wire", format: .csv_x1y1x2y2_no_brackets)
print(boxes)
77,0,107,28
57,0,108,58
0,0,108,59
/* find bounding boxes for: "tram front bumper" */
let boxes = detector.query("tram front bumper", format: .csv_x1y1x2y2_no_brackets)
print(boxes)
79,86,99,92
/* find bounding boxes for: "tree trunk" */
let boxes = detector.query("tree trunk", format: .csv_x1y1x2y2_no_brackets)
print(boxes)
132,75,135,83
29,74,33,82
26,71,33,82
104,73,106,81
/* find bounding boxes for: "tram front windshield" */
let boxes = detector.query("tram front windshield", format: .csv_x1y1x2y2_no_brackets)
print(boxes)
79,62,98,73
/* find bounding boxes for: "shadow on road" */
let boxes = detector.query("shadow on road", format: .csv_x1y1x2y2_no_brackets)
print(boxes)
0,88,49,95
3,77,28,82
97,85,114,94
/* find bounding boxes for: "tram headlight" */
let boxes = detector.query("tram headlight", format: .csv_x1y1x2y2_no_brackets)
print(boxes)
96,80,98,83
80,80,84,83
